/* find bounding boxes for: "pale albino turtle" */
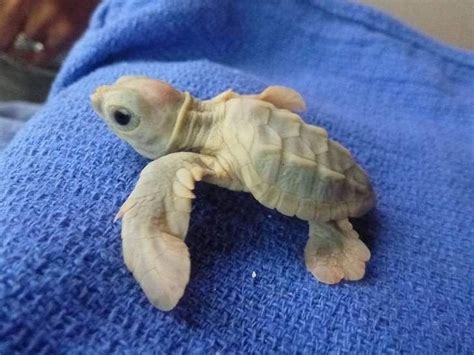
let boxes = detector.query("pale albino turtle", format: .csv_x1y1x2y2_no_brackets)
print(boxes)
91,76,375,311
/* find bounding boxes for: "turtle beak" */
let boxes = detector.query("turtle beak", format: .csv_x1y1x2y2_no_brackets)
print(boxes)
90,86,109,115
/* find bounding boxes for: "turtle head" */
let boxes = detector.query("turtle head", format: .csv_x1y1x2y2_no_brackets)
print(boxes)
91,76,185,159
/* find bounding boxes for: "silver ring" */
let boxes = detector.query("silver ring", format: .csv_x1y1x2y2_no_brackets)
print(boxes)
13,32,45,53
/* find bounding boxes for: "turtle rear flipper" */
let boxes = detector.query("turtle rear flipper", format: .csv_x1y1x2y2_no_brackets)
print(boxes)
304,219,371,284
209,86,306,112
257,86,306,112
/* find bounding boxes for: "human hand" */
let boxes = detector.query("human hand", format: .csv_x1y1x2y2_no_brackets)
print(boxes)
0,0,99,67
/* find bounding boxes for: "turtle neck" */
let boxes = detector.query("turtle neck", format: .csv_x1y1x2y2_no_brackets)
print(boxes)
166,92,224,154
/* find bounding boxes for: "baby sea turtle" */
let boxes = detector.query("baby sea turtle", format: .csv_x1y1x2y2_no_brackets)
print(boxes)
91,76,375,311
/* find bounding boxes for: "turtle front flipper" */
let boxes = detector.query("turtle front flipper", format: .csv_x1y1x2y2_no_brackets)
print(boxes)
305,219,371,284
116,152,229,310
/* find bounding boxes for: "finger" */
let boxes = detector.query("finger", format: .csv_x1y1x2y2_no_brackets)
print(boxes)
0,0,29,51
7,0,50,61
22,1,58,42
31,18,76,66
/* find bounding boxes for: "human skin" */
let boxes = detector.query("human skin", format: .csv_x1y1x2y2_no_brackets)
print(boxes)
0,0,99,66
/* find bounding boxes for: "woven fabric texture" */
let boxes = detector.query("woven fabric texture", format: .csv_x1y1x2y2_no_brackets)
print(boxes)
1,0,473,353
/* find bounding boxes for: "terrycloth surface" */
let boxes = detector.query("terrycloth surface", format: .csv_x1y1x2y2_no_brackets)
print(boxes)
1,0,473,353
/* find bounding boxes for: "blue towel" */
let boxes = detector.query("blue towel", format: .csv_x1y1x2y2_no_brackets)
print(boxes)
1,0,473,353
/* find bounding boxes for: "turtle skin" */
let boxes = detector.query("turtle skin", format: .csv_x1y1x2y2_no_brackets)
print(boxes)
91,78,376,310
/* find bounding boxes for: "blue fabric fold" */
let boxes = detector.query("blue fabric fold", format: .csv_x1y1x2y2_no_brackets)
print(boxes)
1,0,473,353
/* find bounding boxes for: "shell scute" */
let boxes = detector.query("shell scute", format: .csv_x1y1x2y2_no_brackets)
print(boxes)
254,124,282,147
282,136,315,161
317,140,354,173
249,125,283,184
277,192,299,216
236,120,255,149
251,105,272,126
301,125,328,154
296,198,317,220
258,184,281,209
268,111,302,138
278,156,317,196
252,152,282,184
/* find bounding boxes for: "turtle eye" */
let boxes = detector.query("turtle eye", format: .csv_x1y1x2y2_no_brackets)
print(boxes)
109,107,140,131
113,108,131,125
